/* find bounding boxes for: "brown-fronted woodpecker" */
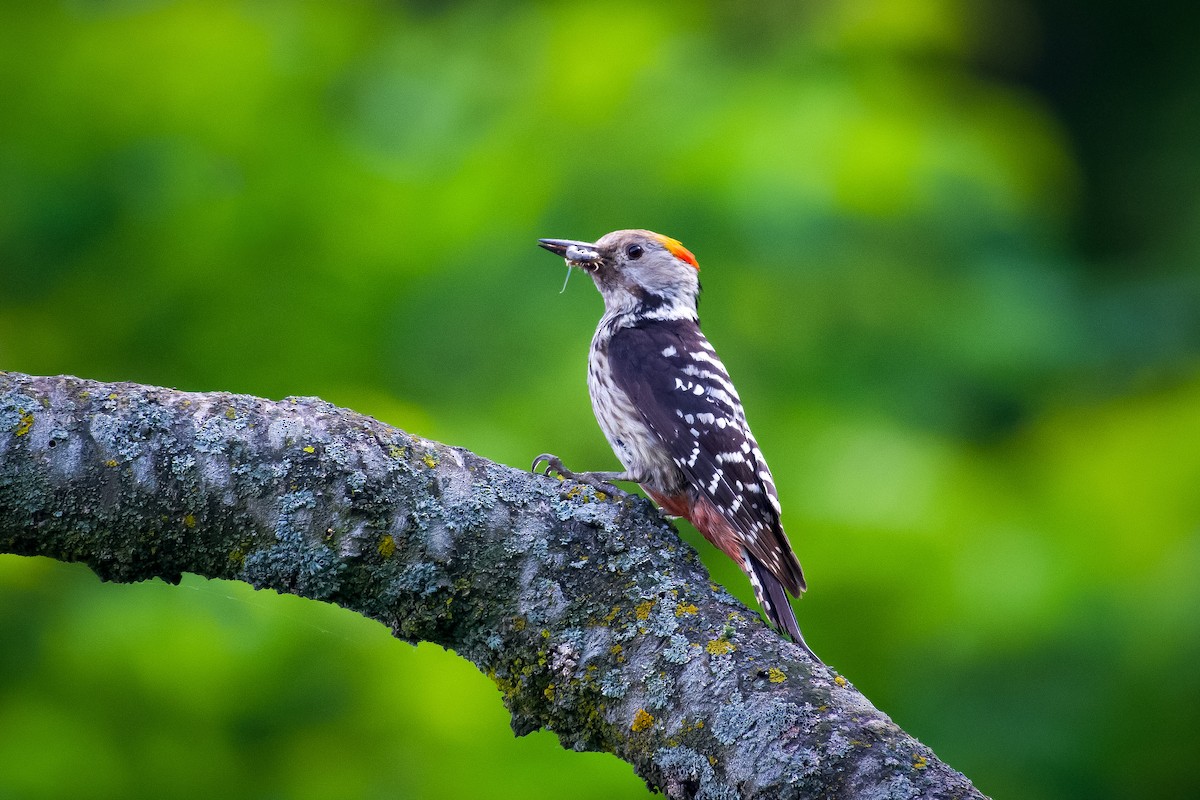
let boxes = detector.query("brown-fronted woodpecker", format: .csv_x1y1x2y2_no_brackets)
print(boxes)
532,229,817,661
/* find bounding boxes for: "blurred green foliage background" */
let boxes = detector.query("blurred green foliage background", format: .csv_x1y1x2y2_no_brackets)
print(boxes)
2,1,1198,798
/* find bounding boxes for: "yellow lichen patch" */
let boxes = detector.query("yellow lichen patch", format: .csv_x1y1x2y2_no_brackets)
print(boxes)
14,410,34,437
224,407,237,420
183,514,197,529
513,616,527,631
603,606,621,624
377,535,396,559
767,667,786,684
421,453,438,468
675,602,698,617
108,393,118,400
609,644,623,655
388,444,406,459
706,639,734,656
544,684,555,701
635,600,655,620
913,755,928,770
303,445,315,454
631,708,654,732
834,675,848,687
104,459,118,468
488,670,522,700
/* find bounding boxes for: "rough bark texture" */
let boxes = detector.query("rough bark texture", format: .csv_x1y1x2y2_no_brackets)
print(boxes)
0,371,986,800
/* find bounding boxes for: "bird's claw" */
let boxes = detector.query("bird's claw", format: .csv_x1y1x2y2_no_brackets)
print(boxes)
531,453,573,479
581,475,627,497
530,453,630,498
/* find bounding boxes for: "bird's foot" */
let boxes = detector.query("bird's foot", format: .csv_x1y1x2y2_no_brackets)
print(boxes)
531,453,572,479
531,453,630,498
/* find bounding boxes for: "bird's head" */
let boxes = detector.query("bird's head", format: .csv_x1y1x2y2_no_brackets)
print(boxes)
538,229,700,319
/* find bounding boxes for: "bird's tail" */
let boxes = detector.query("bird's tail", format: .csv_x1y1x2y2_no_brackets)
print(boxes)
745,550,821,664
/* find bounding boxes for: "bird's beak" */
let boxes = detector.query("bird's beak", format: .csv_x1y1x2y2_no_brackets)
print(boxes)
538,238,600,266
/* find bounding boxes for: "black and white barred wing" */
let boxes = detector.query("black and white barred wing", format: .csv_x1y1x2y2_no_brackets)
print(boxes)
607,319,806,595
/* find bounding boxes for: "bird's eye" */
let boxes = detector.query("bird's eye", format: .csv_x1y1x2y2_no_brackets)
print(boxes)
626,244,644,260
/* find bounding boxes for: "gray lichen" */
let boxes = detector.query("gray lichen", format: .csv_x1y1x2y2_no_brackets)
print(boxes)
0,371,987,800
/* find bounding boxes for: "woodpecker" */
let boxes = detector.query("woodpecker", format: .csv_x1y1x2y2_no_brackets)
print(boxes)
532,229,817,661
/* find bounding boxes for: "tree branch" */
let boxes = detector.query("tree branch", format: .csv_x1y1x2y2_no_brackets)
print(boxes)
0,371,985,800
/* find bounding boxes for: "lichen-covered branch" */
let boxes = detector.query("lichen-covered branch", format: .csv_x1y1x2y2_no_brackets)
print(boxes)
0,371,985,800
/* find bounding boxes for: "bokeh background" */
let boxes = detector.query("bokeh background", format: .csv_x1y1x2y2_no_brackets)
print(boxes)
2,1,1199,798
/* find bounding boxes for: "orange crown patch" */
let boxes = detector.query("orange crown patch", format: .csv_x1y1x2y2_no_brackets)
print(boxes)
655,234,699,271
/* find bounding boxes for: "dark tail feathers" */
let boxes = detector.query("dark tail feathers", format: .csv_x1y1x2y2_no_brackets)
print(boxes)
747,552,821,664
